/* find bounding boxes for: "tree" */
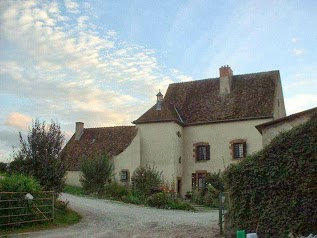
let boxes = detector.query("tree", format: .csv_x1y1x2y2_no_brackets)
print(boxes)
11,119,66,193
0,162,7,173
80,154,114,195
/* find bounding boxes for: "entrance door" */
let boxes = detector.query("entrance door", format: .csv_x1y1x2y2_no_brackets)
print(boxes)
177,178,182,195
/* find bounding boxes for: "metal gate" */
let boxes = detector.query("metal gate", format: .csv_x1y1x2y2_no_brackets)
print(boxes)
219,191,228,235
0,191,54,227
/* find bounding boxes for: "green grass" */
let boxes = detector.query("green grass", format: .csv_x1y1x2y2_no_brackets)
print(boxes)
0,203,81,236
63,185,84,196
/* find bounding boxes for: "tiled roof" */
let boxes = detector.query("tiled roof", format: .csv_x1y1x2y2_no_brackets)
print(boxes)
133,70,279,125
256,107,317,134
62,126,137,171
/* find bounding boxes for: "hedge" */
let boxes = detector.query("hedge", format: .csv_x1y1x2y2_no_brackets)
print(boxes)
223,114,317,237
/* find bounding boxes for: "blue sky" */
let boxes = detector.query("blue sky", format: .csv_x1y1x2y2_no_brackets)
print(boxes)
0,0,317,162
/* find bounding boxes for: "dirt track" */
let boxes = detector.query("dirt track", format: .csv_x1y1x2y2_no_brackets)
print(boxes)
8,193,220,238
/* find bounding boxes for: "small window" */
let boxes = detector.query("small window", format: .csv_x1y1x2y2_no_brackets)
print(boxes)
196,145,210,161
121,170,129,182
233,142,246,159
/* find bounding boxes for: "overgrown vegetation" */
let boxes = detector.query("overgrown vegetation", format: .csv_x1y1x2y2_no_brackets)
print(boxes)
131,165,163,196
223,115,317,237
65,165,194,211
9,119,66,193
0,174,41,192
80,154,114,195
186,172,224,208
0,174,81,234
0,162,7,173
63,185,84,196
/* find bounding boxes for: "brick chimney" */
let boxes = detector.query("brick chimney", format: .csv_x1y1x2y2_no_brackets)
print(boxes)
75,122,84,140
219,65,233,94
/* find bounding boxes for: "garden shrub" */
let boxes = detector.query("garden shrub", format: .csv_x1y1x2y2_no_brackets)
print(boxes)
0,174,41,192
80,154,114,196
147,192,169,208
223,114,317,237
147,192,194,210
131,165,163,196
104,182,129,199
0,174,43,226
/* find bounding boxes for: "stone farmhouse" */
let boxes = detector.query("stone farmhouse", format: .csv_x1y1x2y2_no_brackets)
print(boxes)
62,65,286,196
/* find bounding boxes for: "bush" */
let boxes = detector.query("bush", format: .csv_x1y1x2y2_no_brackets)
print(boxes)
131,165,163,196
80,154,114,195
223,114,317,237
205,171,224,191
104,182,129,199
0,174,41,192
10,119,66,193
167,198,193,210
147,192,194,210
147,192,169,208
0,162,7,173
122,194,146,205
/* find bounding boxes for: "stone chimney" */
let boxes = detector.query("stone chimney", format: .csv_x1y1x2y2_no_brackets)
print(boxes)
219,65,233,94
156,90,163,110
75,122,84,140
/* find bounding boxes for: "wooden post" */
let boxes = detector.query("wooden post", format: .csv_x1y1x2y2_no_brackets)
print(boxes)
52,192,55,220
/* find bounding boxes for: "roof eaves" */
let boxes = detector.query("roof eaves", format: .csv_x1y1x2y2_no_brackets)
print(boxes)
184,116,273,127
255,106,317,133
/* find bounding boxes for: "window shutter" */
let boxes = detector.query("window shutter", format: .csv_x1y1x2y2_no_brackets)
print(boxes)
206,145,210,160
127,170,130,182
243,142,247,157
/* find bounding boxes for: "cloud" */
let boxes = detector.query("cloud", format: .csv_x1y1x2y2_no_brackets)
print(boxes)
293,48,305,56
64,0,80,14
285,94,317,115
0,0,192,159
5,113,32,129
291,37,298,43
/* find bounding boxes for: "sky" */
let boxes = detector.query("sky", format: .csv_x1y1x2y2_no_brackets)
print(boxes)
0,0,317,162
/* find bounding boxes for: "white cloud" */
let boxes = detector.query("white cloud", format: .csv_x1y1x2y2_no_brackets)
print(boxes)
5,112,32,129
291,37,298,43
293,48,305,56
285,94,317,115
0,61,24,81
64,0,80,14
0,0,192,159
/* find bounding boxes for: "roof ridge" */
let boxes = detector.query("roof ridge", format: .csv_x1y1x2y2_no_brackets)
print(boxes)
170,70,279,85
84,125,136,130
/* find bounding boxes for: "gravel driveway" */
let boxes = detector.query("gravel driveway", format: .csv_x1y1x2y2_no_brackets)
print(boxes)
8,193,220,238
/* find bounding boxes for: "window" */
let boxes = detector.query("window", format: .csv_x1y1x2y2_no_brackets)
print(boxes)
120,170,129,182
192,172,210,190
196,145,210,161
231,141,246,159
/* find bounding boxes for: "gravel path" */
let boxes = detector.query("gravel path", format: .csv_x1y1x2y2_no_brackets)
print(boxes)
8,193,220,238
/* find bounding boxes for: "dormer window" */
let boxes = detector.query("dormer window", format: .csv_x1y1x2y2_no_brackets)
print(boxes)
156,90,163,110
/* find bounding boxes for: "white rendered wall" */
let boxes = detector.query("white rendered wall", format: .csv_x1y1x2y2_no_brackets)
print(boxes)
137,122,183,189
181,118,271,196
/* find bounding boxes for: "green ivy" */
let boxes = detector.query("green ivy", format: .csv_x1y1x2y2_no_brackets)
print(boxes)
223,114,317,237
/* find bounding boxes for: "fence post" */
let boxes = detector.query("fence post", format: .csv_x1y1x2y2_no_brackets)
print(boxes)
219,192,223,235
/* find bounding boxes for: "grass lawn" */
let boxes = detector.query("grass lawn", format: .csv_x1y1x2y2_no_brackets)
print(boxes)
63,185,84,196
0,203,81,236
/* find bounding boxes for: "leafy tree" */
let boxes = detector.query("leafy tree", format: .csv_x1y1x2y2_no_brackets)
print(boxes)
80,154,114,195
131,165,163,196
0,162,7,173
11,119,66,193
